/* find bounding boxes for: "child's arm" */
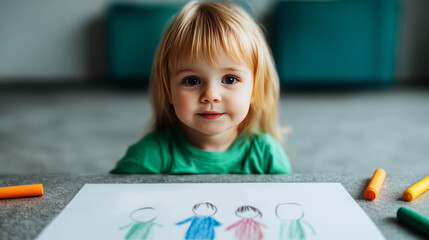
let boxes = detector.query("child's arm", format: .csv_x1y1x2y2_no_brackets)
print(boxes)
175,217,194,225
213,218,222,227
119,223,133,230
260,222,268,228
225,221,240,231
303,220,316,235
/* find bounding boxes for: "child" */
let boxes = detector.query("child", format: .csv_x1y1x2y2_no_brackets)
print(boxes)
110,1,292,174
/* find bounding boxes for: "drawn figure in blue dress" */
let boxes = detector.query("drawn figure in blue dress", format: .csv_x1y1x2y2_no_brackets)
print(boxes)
176,202,222,240
275,203,316,240
120,207,162,240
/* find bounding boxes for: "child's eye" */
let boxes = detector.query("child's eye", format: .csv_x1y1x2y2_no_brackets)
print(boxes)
222,75,239,85
183,77,201,86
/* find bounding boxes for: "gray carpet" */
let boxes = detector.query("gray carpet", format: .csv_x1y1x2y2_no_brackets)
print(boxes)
1,86,428,175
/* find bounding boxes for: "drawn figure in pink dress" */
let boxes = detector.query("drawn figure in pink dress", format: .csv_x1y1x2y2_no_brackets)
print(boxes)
226,205,267,240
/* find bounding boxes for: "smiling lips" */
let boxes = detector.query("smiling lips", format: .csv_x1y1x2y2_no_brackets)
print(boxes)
197,111,224,120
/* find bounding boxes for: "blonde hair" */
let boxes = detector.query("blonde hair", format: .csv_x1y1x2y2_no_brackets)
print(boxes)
149,1,283,142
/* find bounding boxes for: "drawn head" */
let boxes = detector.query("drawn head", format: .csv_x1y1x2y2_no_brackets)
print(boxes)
235,205,262,219
275,203,305,220
150,0,282,142
192,202,217,217
130,207,159,223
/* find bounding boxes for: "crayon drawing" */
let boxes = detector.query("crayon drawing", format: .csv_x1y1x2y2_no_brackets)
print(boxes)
120,207,162,240
276,203,316,240
176,202,222,240
36,183,385,240
226,205,267,240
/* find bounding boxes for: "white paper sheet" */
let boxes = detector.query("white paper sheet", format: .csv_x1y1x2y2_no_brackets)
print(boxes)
37,183,384,240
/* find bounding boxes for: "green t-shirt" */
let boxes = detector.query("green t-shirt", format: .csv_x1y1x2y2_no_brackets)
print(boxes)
110,127,292,174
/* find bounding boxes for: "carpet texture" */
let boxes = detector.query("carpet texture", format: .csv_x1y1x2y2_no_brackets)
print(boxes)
1,86,428,174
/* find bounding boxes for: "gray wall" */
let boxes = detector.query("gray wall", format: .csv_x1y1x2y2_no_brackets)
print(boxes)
0,0,428,82
397,0,429,80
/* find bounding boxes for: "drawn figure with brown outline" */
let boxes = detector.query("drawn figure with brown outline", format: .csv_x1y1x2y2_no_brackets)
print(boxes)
120,207,162,240
276,203,316,240
226,205,267,240
176,202,221,240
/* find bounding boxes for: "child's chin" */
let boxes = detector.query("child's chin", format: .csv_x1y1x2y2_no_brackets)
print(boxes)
198,129,224,136
199,127,236,137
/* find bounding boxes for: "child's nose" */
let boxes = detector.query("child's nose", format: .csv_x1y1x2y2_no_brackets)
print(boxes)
200,85,221,103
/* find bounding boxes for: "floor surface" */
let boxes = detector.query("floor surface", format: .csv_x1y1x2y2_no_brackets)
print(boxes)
1,85,428,174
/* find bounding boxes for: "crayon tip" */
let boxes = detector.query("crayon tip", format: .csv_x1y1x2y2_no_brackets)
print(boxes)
403,190,414,202
365,188,377,200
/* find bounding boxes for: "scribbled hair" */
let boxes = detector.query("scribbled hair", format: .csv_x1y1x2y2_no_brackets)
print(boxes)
235,205,263,218
192,202,218,215
149,1,282,142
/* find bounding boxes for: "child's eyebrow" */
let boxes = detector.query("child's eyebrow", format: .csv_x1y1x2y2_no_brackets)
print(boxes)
221,67,252,77
174,68,195,76
221,67,249,73
173,66,250,76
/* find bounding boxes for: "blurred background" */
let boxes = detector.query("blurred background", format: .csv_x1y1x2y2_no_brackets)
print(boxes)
0,0,428,175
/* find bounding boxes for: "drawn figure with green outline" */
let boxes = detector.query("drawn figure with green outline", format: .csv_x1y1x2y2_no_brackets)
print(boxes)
275,203,316,240
120,207,162,240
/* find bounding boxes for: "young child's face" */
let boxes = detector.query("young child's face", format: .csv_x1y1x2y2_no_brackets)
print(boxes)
169,51,253,139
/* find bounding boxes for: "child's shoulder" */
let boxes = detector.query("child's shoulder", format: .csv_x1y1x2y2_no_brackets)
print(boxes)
245,131,286,154
131,127,177,149
143,126,174,138
236,131,282,154
244,131,291,174
111,127,177,174
247,131,279,145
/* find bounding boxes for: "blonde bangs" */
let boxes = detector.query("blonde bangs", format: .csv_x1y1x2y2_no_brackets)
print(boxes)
166,2,256,75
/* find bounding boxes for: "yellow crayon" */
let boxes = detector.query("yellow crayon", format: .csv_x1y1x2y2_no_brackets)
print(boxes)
365,169,386,200
403,176,429,202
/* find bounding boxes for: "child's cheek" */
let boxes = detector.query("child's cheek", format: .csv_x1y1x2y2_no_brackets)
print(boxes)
226,93,252,122
173,92,196,119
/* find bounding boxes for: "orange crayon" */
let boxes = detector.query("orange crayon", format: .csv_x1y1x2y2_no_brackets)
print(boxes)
365,169,386,200
0,184,43,199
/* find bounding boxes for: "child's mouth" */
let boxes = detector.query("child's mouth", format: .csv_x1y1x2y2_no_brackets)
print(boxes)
198,112,224,120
